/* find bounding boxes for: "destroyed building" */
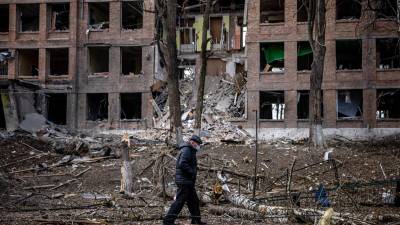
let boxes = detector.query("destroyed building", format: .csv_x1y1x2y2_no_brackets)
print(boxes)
243,0,400,138
0,0,399,139
0,0,154,131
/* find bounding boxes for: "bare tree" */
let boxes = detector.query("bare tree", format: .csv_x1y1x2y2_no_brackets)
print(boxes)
155,0,183,145
303,0,327,147
194,0,212,135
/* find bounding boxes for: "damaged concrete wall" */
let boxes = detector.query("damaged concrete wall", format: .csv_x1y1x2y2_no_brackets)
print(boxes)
1,91,19,131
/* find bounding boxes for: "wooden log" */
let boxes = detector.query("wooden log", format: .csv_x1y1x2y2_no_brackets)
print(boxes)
120,144,134,196
207,204,263,220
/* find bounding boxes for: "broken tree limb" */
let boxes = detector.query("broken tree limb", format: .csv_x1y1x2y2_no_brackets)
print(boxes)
49,179,78,190
74,166,92,177
120,143,134,196
0,153,49,169
23,184,56,190
318,208,334,225
207,204,263,220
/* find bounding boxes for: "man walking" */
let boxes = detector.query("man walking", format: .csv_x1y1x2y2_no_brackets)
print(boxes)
163,135,207,225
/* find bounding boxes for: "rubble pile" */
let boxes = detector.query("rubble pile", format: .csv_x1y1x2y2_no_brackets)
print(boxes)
152,73,248,144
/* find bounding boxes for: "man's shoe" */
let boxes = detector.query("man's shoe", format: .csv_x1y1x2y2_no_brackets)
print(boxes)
191,220,207,225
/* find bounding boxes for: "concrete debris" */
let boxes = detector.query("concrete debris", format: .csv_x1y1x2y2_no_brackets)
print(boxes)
151,73,248,144
19,113,48,134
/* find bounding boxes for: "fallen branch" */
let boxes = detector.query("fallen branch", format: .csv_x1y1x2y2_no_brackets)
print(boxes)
0,153,49,169
23,184,56,190
74,166,91,177
49,179,78,190
207,204,264,220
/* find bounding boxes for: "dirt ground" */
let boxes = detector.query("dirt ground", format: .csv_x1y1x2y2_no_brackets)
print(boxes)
1,134,400,225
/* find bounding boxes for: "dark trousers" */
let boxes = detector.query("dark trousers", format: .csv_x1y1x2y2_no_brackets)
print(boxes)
163,184,201,224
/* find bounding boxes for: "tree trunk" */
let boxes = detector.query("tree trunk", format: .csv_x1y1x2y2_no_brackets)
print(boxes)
194,0,211,135
120,146,134,196
156,0,183,145
308,0,326,148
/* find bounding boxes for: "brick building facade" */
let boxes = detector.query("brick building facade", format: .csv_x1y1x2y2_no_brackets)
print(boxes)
0,0,399,137
245,0,400,132
0,0,155,130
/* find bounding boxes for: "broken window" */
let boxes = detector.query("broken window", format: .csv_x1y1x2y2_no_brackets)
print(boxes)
120,93,142,120
297,91,309,119
122,1,143,30
260,43,285,73
297,90,324,119
49,48,69,76
18,4,40,32
376,89,400,119
48,3,70,31
336,40,362,70
88,47,109,75
297,0,308,22
210,17,227,48
260,91,285,120
213,0,245,12
260,0,285,23
178,18,196,52
376,38,400,69
18,49,39,77
297,41,313,71
122,47,142,75
337,90,363,119
88,3,109,30
47,93,67,125
0,5,9,32
0,50,10,76
376,0,397,19
336,0,361,20
87,93,108,121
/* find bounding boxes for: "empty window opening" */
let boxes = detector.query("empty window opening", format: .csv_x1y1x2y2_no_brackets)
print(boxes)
49,48,69,76
260,0,285,23
297,90,323,119
47,93,67,125
88,47,109,75
18,49,39,77
297,41,313,71
336,40,362,70
122,1,143,30
376,38,400,69
297,0,308,22
260,43,285,73
213,0,245,12
19,4,40,32
89,3,109,30
210,17,225,46
0,95,6,129
376,0,397,19
377,89,400,119
297,91,309,119
337,90,363,119
122,47,142,75
48,3,69,31
0,50,10,76
87,93,108,121
336,0,361,20
120,93,142,120
0,5,9,32
260,91,285,120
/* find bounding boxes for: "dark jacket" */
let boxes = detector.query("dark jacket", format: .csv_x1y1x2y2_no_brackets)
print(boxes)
175,142,197,185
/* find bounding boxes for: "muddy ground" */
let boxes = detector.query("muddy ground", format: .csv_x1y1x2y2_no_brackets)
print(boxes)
1,134,400,225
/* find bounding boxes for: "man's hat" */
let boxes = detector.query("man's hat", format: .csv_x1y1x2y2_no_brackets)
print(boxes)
190,135,202,145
